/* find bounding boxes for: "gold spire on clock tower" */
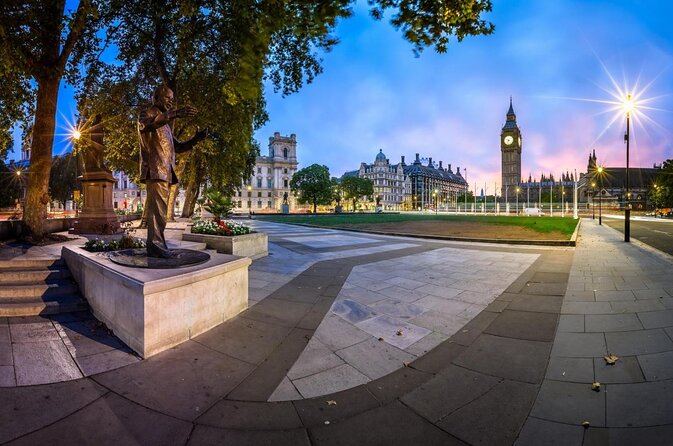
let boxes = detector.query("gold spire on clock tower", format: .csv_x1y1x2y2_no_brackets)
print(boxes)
501,96,522,201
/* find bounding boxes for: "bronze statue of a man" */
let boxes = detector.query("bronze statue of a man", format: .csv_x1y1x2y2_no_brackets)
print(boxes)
139,85,206,258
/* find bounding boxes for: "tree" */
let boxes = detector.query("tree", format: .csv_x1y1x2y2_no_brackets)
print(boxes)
0,161,24,208
48,153,79,209
341,176,374,212
650,159,673,209
0,0,104,240
201,188,234,222
290,164,333,213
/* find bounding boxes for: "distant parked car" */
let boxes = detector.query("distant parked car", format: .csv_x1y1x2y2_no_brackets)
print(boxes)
523,207,545,216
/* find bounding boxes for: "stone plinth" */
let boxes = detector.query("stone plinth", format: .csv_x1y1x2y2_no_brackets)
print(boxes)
281,203,290,214
72,170,120,234
183,230,268,260
62,245,250,358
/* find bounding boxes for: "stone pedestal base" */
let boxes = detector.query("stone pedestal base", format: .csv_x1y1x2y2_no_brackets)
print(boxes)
62,244,250,358
72,171,121,234
281,203,289,214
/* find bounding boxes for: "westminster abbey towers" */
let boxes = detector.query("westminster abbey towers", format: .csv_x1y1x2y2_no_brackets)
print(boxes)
501,97,522,201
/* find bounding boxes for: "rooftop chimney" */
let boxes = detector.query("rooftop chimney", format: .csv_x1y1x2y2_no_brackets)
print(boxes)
428,157,433,167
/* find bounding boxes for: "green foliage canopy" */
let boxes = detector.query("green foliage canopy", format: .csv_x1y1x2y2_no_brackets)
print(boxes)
340,176,374,211
290,164,334,213
650,159,673,209
48,153,79,207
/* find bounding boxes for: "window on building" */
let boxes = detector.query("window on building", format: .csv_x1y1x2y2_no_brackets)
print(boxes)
284,168,288,174
257,191,262,197
257,200,262,208
267,200,272,208
113,202,118,209
283,147,288,159
257,178,262,188
247,200,251,208
268,192,272,197
238,191,241,197
257,167,262,173
267,179,273,188
237,201,242,207
284,179,288,188
267,167,272,174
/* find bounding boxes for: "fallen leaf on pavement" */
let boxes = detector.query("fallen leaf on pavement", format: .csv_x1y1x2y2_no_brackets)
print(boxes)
582,421,590,428
326,400,337,406
604,354,619,365
591,382,601,392
396,330,403,336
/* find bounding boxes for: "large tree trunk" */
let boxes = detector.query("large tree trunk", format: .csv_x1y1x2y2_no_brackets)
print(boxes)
23,77,61,240
180,175,198,218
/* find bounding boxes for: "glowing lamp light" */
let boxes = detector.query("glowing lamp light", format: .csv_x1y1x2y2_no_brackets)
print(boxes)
72,129,82,140
622,94,635,116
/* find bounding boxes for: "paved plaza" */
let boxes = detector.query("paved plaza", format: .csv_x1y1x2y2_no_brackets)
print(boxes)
1,218,672,445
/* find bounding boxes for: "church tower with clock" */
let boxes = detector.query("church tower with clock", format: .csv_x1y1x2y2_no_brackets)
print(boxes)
501,97,522,201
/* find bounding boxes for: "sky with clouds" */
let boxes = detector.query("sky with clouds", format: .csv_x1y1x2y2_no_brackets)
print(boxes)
10,0,673,194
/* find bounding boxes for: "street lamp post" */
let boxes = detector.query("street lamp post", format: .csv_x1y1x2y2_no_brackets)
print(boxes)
433,189,438,214
247,184,252,217
516,187,520,215
591,182,596,219
624,94,633,242
597,166,603,225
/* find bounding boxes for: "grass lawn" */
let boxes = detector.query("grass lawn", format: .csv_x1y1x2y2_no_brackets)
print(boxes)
256,213,579,238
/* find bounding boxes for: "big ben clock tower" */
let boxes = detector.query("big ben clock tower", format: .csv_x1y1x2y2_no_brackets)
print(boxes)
501,97,522,201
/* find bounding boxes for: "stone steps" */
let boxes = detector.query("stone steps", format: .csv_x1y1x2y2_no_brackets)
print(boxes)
0,257,88,317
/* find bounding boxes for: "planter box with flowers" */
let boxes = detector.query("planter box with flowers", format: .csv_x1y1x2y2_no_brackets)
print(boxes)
183,219,268,260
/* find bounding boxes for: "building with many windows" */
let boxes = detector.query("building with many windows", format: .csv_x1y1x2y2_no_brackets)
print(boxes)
233,132,299,213
342,150,468,211
112,171,145,213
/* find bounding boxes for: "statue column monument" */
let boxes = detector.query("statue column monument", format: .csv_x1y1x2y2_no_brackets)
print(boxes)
72,115,121,234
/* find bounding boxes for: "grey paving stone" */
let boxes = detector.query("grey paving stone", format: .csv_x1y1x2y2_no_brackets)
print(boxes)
336,338,415,380
606,380,673,427
287,337,344,380
196,400,302,430
484,299,509,313
310,401,463,446
593,355,644,383
195,315,292,365
401,364,501,423
13,340,82,386
7,392,192,446
9,322,60,343
583,427,609,446
484,310,558,342
55,320,129,358
523,282,568,296
638,351,673,380
634,289,669,300
0,325,8,343
0,365,15,386
188,426,310,446
77,348,140,376
292,363,369,399
293,385,381,427
637,309,673,329
545,357,594,383
94,340,254,420
551,332,607,358
228,327,312,402
607,425,673,446
408,309,468,337
404,331,449,356
268,375,302,401
369,299,429,320
0,379,107,443
450,310,500,347
514,417,585,446
531,271,569,283
585,313,644,332
438,379,537,446
564,291,596,302
605,329,673,356
297,296,338,330
409,340,467,374
0,341,12,366
331,299,378,324
561,301,612,315
366,366,432,404
530,380,605,426
313,313,371,352
594,290,636,301
355,315,431,350
557,315,584,332
454,334,551,384
610,299,666,313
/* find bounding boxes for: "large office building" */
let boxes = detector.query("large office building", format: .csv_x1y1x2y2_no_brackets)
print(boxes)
342,150,467,210
233,132,299,213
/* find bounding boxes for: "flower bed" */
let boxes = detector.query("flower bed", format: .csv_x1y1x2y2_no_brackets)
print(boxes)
84,236,145,252
184,219,267,259
191,219,252,236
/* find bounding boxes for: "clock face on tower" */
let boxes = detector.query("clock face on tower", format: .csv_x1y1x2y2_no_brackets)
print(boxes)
504,135,514,146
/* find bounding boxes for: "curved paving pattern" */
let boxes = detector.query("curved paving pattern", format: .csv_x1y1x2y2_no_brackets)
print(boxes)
1,219,672,445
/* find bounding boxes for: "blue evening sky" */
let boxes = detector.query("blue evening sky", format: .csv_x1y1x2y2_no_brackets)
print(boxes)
9,0,673,192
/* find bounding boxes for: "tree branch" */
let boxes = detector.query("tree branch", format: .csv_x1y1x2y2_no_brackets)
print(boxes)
57,0,93,73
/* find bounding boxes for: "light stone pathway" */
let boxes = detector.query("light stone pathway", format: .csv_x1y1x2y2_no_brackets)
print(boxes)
269,245,540,400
